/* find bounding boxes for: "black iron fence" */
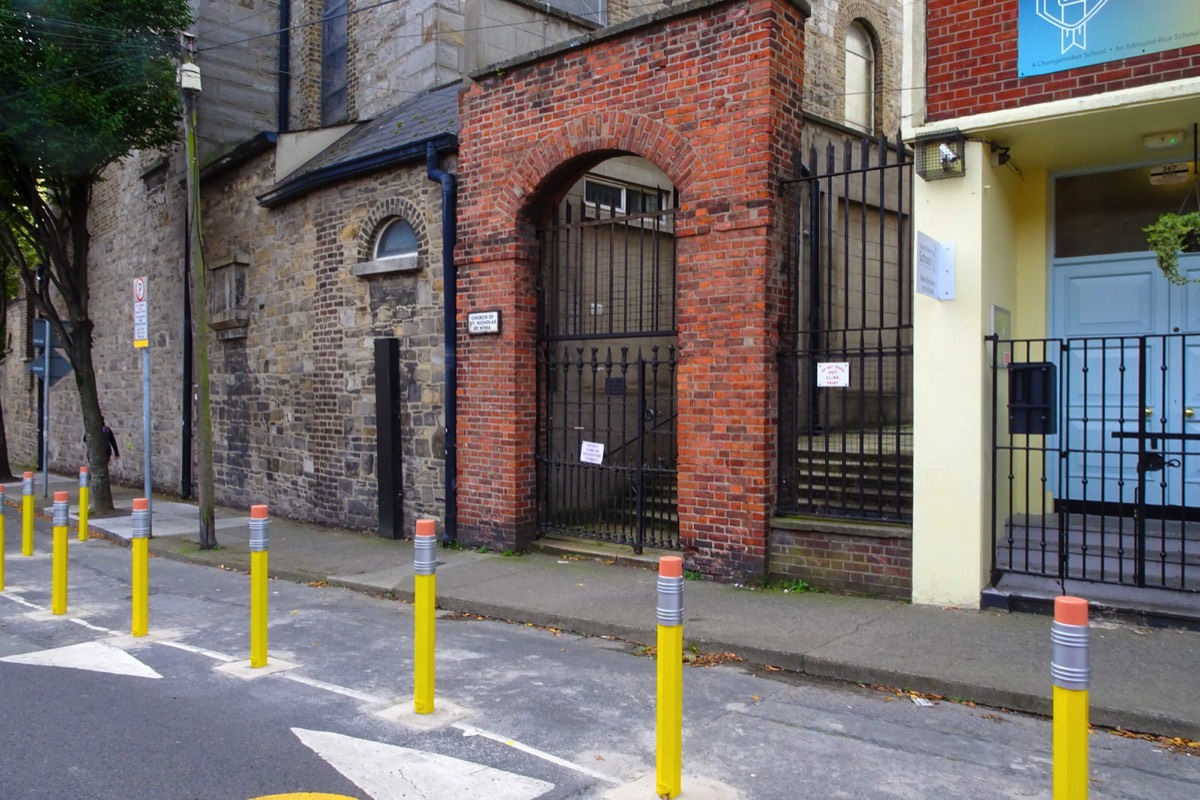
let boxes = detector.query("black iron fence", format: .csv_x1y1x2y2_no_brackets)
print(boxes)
990,335,1199,591
778,133,913,522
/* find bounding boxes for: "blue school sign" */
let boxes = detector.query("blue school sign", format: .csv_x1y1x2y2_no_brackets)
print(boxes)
1018,0,1200,78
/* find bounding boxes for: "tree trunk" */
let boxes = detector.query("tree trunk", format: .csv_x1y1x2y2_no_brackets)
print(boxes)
0,393,14,482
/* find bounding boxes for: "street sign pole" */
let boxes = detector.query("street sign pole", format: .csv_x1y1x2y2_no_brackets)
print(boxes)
42,341,50,498
134,277,151,525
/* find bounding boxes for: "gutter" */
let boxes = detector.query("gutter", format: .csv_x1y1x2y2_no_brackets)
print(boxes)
426,142,458,545
278,0,290,133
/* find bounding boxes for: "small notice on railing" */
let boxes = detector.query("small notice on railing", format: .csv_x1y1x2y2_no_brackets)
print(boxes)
580,441,605,465
817,362,850,388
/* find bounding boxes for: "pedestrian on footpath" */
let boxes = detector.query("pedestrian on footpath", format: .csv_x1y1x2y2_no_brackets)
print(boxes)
101,417,120,464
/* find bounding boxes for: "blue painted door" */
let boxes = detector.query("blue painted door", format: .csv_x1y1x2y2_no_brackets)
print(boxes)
1052,254,1200,509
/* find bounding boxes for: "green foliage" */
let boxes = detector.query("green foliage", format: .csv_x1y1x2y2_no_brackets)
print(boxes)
683,569,703,581
476,544,490,554
1144,211,1200,285
0,0,192,177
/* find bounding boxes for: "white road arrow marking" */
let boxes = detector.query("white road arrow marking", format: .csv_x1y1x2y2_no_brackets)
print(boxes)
292,728,555,800
0,641,162,679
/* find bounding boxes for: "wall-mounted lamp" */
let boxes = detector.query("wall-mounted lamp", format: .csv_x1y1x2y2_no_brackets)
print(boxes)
915,129,966,181
1143,130,1185,150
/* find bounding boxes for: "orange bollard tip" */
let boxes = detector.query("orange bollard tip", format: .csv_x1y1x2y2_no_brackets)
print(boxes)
415,518,436,538
1055,595,1088,625
659,555,683,578
80,466,89,474
132,498,149,511
54,491,69,502
250,504,269,520
23,471,32,479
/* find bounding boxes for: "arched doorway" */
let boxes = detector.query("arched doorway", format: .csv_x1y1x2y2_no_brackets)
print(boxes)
534,157,680,552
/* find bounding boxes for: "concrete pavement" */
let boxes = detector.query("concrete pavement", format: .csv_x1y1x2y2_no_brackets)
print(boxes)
14,472,1200,741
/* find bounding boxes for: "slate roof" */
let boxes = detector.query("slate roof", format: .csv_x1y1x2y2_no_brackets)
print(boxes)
259,81,461,207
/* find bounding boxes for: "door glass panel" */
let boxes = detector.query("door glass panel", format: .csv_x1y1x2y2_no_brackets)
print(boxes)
1055,165,1196,258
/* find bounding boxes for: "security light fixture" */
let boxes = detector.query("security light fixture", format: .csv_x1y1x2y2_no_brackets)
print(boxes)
915,129,966,181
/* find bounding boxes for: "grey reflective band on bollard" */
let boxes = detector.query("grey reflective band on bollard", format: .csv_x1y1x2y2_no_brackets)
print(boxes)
414,535,437,576
249,515,269,553
131,505,150,539
1051,620,1090,691
22,474,32,495
657,574,684,627
79,470,89,489
53,495,69,527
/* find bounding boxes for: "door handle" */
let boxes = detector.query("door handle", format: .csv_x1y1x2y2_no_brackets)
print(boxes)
1187,408,1195,418
1145,407,1153,417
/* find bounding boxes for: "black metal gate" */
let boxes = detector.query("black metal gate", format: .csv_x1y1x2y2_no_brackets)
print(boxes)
536,198,679,551
778,134,914,522
991,335,1200,592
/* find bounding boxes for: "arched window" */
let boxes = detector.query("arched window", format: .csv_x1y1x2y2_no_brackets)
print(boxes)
845,22,875,133
374,219,418,260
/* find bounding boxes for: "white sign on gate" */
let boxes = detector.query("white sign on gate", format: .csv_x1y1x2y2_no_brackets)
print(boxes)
817,362,850,388
580,441,605,465
133,276,149,348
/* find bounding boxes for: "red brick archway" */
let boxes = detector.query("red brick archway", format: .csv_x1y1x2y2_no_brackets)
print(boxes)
455,0,809,580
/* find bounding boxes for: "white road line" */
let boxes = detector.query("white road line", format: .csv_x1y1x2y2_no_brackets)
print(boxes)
454,723,621,784
282,672,384,704
68,617,114,634
1,592,42,610
156,639,237,662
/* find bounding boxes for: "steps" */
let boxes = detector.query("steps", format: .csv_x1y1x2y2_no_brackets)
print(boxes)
792,449,913,521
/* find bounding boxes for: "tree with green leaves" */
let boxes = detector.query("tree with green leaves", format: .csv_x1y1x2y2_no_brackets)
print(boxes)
0,0,191,511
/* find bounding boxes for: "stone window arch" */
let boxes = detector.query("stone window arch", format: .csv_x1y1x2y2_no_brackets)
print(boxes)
354,198,428,277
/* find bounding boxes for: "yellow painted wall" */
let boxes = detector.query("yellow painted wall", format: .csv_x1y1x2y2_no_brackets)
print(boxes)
912,141,1024,606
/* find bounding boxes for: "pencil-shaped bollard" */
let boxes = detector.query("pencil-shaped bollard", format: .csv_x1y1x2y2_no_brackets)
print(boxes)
413,518,437,714
1053,596,1090,800
249,505,269,668
131,498,149,636
21,472,33,556
656,555,684,798
78,467,90,542
51,491,69,615
0,484,6,590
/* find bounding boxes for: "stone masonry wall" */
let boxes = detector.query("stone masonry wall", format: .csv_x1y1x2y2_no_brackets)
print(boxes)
925,0,1200,122
0,143,449,537
455,0,808,580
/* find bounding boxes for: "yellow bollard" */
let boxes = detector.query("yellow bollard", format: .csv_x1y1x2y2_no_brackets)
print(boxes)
0,484,6,591
131,497,150,636
249,505,269,668
51,491,69,615
656,555,684,798
21,471,33,556
78,467,90,541
1052,595,1090,800
413,518,437,714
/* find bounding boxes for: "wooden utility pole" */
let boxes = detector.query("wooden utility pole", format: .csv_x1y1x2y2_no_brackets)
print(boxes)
180,35,216,549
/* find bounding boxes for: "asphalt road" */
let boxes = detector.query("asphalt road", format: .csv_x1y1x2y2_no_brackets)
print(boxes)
0,512,1197,799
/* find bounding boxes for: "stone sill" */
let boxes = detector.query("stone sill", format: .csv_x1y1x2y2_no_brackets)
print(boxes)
352,255,420,277
770,515,912,540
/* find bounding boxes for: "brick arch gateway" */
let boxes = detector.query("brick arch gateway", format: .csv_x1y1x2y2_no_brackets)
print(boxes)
454,0,810,581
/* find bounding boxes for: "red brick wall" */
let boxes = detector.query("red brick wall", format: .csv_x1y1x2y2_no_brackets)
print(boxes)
770,524,911,600
926,0,1200,121
456,0,808,579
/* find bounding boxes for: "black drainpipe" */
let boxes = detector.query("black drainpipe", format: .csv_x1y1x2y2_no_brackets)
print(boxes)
277,0,291,132
427,142,458,544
